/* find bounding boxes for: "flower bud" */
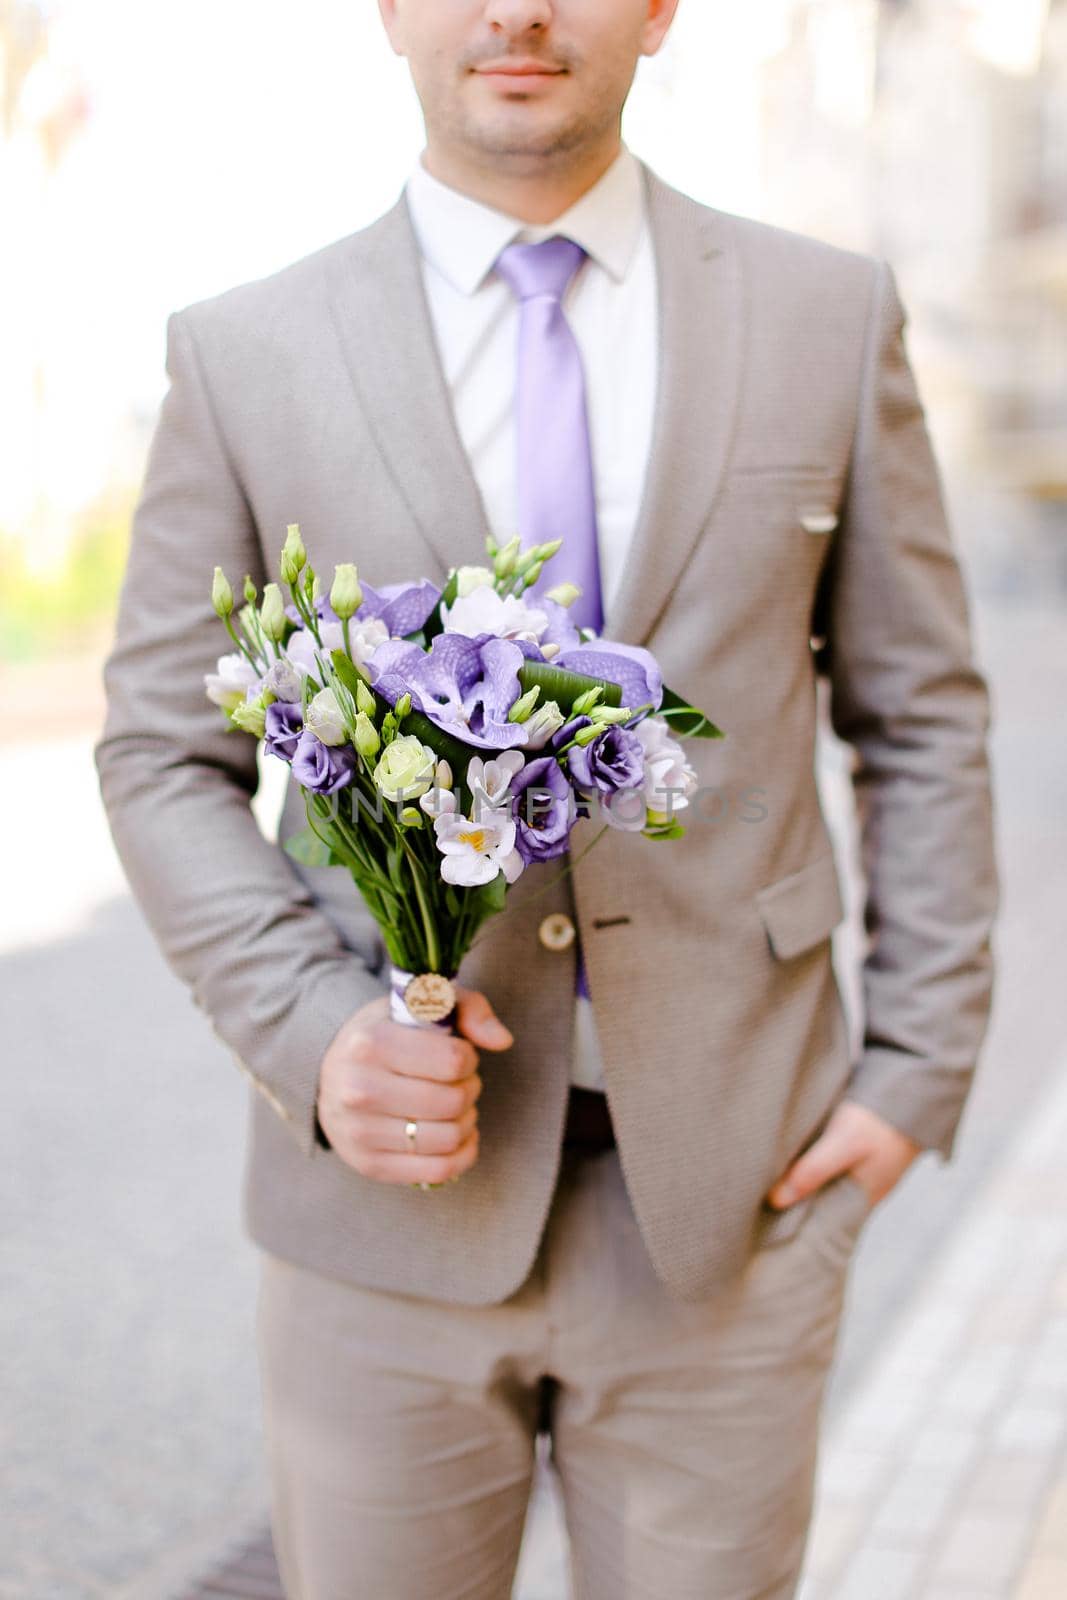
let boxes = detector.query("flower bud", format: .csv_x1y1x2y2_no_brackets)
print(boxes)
535,538,563,563
507,686,541,724
493,535,521,579
243,573,257,606
330,562,363,620
589,704,634,725
305,687,348,746
231,694,267,738
212,567,234,618
399,807,423,828
355,680,377,717
455,564,495,597
394,692,412,722
545,581,581,608
541,642,561,661
354,712,381,760
260,583,287,642
485,532,499,559
573,722,602,747
572,685,604,715
434,759,453,790
279,521,303,579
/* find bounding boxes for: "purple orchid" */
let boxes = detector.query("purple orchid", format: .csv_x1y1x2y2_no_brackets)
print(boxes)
291,729,358,795
510,757,576,863
263,700,304,762
356,579,442,638
553,639,663,712
366,631,532,750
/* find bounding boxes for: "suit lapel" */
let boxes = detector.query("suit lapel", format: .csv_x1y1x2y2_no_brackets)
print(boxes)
323,193,493,582
602,164,744,647
323,158,744,645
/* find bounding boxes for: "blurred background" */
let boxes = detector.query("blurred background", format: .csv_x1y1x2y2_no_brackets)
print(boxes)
2,3,1065,1597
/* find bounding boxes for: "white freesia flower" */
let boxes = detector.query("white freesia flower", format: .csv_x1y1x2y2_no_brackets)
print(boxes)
205,651,260,711
433,811,525,887
454,564,496,597
419,785,458,820
635,716,698,819
521,700,566,750
304,687,348,747
467,750,525,819
440,586,548,644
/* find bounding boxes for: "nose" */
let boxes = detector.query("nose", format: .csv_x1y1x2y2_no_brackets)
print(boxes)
483,0,552,33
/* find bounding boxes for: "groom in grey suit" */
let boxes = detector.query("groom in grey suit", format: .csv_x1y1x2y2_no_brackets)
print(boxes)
94,1,998,1595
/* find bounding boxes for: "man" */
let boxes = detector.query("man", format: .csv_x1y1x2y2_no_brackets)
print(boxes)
94,0,998,1595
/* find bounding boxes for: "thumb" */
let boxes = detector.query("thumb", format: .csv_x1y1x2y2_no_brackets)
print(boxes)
768,1130,850,1207
453,986,514,1051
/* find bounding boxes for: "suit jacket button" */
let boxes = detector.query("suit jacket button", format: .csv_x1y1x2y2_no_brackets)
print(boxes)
539,912,576,952
799,509,839,534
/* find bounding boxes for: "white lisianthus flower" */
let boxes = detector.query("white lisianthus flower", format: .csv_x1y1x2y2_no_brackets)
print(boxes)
205,651,260,711
454,564,496,598
635,716,698,820
304,687,348,747
467,749,525,819
372,736,437,804
600,787,651,833
521,700,566,750
286,617,388,679
260,658,302,703
433,811,525,887
440,586,548,644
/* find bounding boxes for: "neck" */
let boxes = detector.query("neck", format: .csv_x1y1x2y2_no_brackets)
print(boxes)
419,134,623,224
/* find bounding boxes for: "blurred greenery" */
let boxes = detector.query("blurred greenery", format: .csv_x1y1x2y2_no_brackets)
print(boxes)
0,485,134,663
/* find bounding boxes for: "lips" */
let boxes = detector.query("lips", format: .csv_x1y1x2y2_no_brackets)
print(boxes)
475,61,563,76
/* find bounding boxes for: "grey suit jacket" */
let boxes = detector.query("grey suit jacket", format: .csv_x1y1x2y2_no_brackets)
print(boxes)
94,156,998,1305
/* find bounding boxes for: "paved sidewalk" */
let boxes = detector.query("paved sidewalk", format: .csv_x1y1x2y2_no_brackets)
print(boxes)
797,1060,1067,1600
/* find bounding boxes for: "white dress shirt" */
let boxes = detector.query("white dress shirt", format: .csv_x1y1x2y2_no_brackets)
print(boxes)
403,140,659,1093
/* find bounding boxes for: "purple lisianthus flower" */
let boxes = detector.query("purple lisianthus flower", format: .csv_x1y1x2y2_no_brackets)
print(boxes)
566,724,645,796
553,639,663,712
263,700,304,763
510,757,575,863
291,729,357,795
357,579,441,638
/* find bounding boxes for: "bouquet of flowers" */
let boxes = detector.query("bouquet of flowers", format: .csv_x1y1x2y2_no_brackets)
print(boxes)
206,523,720,1036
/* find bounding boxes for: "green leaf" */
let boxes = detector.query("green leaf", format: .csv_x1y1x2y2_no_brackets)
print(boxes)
517,659,622,712
282,826,344,867
658,684,724,740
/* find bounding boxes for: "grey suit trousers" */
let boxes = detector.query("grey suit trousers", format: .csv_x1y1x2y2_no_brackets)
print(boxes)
255,1143,873,1600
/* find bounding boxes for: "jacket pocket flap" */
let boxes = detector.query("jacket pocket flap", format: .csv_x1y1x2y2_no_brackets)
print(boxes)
755,852,844,960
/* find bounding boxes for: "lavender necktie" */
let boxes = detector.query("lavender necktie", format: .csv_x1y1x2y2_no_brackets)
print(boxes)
494,233,603,1001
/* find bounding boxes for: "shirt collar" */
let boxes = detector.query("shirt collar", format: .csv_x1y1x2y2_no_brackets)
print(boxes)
403,142,645,296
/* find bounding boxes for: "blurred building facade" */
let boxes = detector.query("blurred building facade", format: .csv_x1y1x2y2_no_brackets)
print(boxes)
759,0,1067,505
1,0,1063,594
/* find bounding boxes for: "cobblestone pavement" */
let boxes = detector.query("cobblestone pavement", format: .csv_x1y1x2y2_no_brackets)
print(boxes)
2,557,1065,1598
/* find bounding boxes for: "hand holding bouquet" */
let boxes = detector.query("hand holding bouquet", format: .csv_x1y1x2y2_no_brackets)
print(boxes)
206,524,719,1180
